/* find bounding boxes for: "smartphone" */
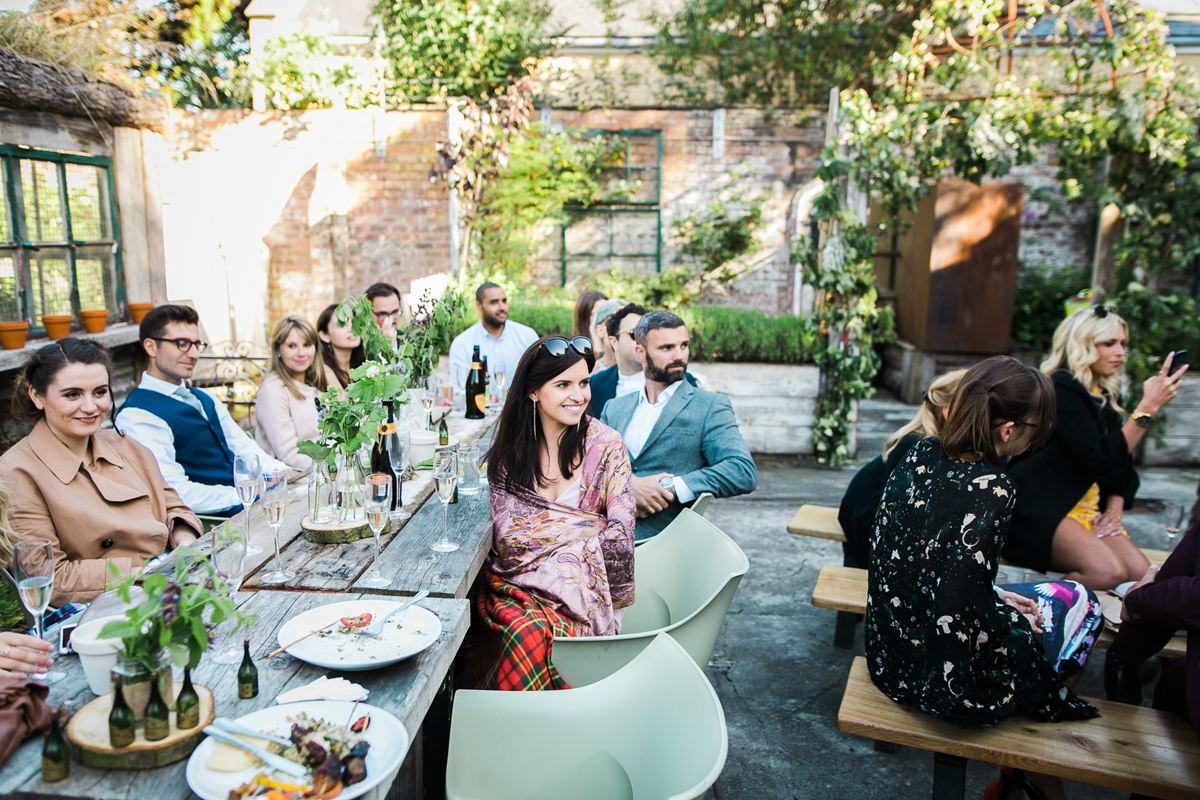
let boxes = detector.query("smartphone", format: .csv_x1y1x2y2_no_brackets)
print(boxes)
58,619,79,655
1170,350,1189,376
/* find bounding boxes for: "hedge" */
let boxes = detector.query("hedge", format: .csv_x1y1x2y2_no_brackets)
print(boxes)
450,297,814,364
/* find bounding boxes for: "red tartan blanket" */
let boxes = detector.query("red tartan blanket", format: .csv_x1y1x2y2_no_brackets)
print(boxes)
461,570,580,691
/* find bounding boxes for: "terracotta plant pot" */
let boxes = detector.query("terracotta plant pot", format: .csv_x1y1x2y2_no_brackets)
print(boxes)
0,320,29,350
128,302,153,324
41,315,73,340
80,309,108,334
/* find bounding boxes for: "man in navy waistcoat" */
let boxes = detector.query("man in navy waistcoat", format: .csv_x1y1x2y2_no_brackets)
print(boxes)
116,305,289,516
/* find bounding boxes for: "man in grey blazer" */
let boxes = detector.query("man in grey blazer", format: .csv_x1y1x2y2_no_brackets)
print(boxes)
601,310,757,539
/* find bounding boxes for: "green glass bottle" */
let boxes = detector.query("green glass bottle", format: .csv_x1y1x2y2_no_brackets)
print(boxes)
237,640,258,699
175,665,200,729
143,672,170,741
41,711,69,782
108,675,135,748
438,416,449,446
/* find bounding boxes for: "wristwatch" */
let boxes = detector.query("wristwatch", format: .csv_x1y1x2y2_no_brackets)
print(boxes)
1132,411,1154,428
659,475,677,497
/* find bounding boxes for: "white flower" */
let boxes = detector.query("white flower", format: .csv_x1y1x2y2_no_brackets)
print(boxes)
365,365,381,378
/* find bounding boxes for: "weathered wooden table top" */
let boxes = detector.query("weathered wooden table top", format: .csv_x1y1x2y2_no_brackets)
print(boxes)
151,414,497,595
0,591,469,800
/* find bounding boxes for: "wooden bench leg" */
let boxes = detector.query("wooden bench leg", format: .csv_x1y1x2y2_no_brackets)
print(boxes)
834,610,857,648
932,753,967,800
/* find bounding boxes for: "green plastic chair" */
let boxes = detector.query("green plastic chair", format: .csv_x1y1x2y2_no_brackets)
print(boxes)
445,633,728,800
690,492,714,517
551,507,749,687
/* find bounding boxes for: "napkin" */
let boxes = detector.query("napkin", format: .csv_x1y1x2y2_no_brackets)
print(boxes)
0,675,63,767
275,676,368,705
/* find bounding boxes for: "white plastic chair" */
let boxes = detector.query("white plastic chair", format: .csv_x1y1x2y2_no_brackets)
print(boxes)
446,633,728,800
551,507,749,687
690,492,714,517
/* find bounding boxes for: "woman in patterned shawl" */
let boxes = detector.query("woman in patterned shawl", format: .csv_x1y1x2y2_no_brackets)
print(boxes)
463,335,636,690
867,357,1104,800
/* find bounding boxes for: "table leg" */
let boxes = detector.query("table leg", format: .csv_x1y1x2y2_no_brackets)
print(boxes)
423,671,453,800
931,752,967,800
834,610,857,648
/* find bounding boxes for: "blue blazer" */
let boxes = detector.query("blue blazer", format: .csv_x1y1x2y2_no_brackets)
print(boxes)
601,380,757,539
589,365,619,419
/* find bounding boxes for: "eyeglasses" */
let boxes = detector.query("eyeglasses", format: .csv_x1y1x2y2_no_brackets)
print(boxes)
540,336,594,366
1091,304,1115,318
152,337,208,354
373,310,401,320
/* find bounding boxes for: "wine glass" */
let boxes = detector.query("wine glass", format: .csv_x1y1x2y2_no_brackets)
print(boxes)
431,449,459,553
208,527,247,664
493,369,507,406
12,539,64,684
420,374,438,429
1165,501,1186,551
361,474,392,588
258,471,294,584
233,455,264,557
385,428,411,521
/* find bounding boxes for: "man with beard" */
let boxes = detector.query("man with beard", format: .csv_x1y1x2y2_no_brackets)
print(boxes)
449,282,539,392
601,310,757,539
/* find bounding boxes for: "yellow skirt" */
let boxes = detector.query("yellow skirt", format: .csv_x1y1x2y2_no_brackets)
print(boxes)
1066,483,1129,538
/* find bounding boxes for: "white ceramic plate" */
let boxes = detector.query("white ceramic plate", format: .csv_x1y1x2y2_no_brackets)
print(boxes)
1113,580,1136,598
276,599,441,671
186,701,407,800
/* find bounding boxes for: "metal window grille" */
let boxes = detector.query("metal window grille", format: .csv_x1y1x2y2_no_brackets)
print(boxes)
561,129,663,285
0,146,124,330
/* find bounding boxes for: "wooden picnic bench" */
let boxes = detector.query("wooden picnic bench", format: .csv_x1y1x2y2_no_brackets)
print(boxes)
837,656,1200,800
811,565,1187,658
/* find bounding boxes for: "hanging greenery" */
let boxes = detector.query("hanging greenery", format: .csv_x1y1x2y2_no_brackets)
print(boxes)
803,0,1199,464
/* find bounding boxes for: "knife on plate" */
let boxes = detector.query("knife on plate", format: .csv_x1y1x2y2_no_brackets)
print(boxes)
202,726,309,779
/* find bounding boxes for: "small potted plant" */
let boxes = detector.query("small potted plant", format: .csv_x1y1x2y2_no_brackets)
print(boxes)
79,308,108,333
41,313,73,340
99,545,253,719
0,318,29,350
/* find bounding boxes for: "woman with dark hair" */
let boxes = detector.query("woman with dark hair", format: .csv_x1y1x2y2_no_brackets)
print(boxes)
255,315,327,469
316,304,365,392
463,335,636,690
868,357,1105,798
0,338,202,605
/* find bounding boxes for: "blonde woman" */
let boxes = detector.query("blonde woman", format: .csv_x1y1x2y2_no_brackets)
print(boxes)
838,369,966,570
255,316,328,470
1009,305,1187,589
0,482,57,676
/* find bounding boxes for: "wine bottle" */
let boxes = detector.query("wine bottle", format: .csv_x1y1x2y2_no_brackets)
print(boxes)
175,665,200,729
237,639,259,699
438,416,449,446
42,711,69,782
464,346,486,420
108,675,135,748
373,401,398,511
481,355,491,405
143,672,170,742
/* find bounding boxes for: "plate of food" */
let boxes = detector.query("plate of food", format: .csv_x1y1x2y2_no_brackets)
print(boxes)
276,599,441,671
185,701,408,800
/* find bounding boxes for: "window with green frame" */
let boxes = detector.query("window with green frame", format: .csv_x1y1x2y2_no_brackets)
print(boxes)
0,146,124,329
562,129,663,285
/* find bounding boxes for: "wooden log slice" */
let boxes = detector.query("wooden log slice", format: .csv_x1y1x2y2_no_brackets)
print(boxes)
66,685,214,769
300,513,373,544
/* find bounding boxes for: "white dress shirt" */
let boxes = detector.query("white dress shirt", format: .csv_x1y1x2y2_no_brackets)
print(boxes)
448,320,539,392
116,372,290,514
615,368,706,400
621,381,695,503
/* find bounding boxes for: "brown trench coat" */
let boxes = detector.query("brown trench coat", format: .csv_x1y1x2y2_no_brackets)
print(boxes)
0,421,203,605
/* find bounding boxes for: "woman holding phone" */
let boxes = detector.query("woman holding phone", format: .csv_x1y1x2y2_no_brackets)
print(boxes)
1008,305,1187,589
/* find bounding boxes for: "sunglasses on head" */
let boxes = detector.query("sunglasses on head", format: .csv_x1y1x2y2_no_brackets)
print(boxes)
541,336,595,367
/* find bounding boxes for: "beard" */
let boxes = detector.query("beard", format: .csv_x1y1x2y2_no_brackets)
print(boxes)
646,354,687,385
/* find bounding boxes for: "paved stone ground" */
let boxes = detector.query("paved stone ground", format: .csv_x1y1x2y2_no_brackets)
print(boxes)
698,431,1197,798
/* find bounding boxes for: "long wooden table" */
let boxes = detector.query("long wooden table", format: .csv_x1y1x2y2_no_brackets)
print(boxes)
0,591,469,800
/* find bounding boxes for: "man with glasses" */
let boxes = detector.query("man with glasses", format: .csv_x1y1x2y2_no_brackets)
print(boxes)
601,310,756,539
366,282,403,344
116,305,289,515
448,282,539,392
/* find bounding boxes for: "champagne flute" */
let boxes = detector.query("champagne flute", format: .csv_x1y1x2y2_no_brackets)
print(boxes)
233,454,264,557
431,449,459,553
258,471,294,584
1165,501,1185,551
208,527,247,664
385,428,412,521
360,474,392,588
493,369,507,406
12,539,64,684
420,374,438,429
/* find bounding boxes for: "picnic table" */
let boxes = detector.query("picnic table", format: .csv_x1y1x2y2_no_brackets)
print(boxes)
0,591,469,800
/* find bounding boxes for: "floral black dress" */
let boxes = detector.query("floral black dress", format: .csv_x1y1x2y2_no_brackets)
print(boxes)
865,438,1098,727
